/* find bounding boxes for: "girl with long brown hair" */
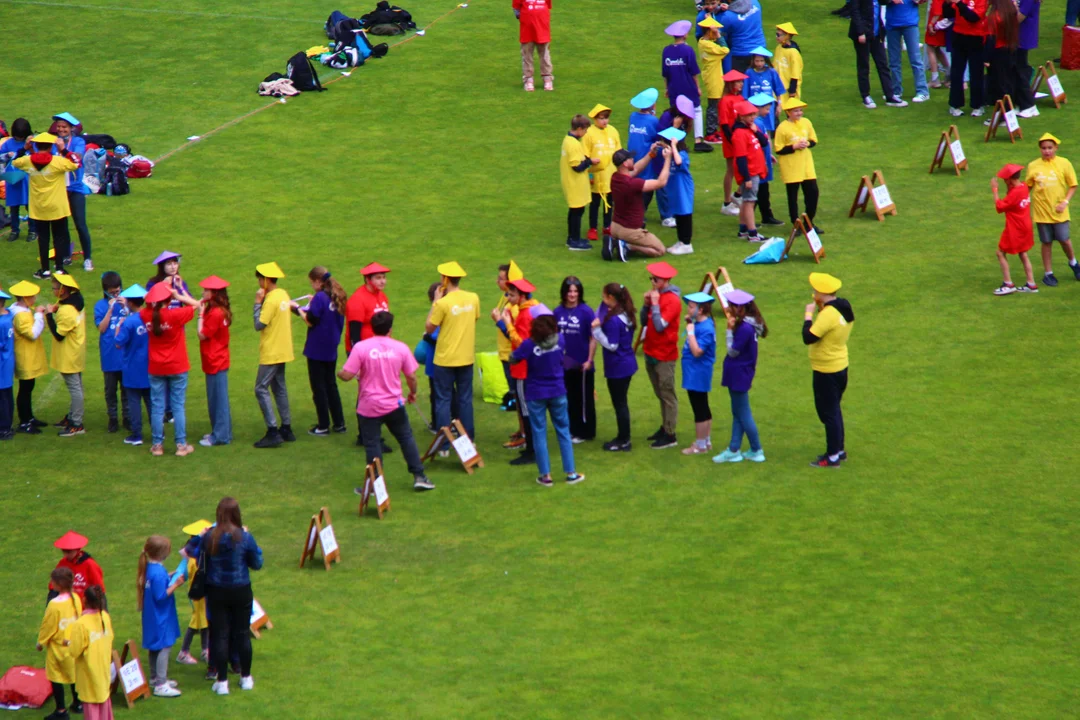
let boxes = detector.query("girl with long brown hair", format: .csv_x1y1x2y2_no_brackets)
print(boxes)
715,290,768,463
295,267,347,435
590,283,638,451
137,535,183,697
66,585,115,720
985,0,1028,112
196,276,232,447
38,567,82,717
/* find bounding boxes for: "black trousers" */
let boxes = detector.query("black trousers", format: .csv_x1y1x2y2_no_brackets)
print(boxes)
675,213,693,245
988,47,1035,110
606,375,632,442
1014,49,1035,110
589,192,612,230
564,368,596,439
812,368,848,456
950,32,985,109
206,583,253,681
50,682,78,711
687,389,712,422
567,205,585,241
359,406,425,476
786,179,820,223
853,35,894,99
0,387,12,431
36,217,70,271
307,358,344,430
67,191,91,260
17,378,35,423
757,181,774,221
103,370,129,421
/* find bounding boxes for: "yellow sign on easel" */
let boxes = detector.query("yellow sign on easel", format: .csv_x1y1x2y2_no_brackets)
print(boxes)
930,125,967,175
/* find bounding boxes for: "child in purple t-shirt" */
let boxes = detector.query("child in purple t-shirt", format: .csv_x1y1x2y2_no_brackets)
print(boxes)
662,20,709,153
590,282,638,452
553,276,596,442
294,266,347,435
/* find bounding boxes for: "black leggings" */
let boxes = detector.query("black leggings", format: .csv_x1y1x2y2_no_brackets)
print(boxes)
50,682,78,711
786,180,820,224
17,378,35,424
757,180,774,220
182,627,209,654
606,376,632,442
949,32,985,110
675,214,693,245
812,369,848,456
564,368,596,440
567,206,585,241
589,192,612,230
206,584,254,681
307,358,344,430
687,390,712,422
35,217,70,271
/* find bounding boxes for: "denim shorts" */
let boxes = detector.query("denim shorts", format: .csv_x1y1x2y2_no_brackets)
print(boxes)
741,176,760,202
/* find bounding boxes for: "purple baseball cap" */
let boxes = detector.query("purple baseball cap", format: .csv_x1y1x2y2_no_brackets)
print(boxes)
665,20,692,37
151,250,181,265
724,289,755,305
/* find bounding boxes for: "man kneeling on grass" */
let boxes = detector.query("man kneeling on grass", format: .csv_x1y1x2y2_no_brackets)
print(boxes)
606,139,675,262
338,311,435,492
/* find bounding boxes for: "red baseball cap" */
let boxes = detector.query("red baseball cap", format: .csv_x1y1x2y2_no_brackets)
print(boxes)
54,531,89,550
997,163,1025,179
646,261,678,279
145,282,172,304
361,262,391,275
199,275,230,290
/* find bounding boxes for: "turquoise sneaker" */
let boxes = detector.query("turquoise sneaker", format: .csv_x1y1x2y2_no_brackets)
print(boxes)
712,448,744,463
743,449,766,463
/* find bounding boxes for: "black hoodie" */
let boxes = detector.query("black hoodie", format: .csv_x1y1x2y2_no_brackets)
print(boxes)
46,290,85,341
803,298,855,345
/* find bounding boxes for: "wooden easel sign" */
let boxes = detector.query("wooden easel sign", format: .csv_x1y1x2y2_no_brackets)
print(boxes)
1031,60,1066,108
930,125,967,175
700,267,734,316
849,171,896,221
110,640,151,709
250,598,273,639
422,419,484,473
359,457,392,519
782,214,825,263
985,95,1022,143
299,506,340,570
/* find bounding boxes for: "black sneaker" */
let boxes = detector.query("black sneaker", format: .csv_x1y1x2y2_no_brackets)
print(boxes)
62,256,72,267
536,475,554,487
646,427,665,442
332,425,348,433
70,700,83,714
254,429,284,448
602,439,632,452
205,668,218,681
27,231,37,243
380,437,393,454
1071,262,1080,280
693,141,714,153
53,414,70,428
280,425,297,442
567,238,591,251
18,422,41,435
816,450,848,463
1044,272,1059,287
30,417,48,428
107,417,119,433
810,456,841,468
650,433,678,449
33,269,52,279
308,426,330,436
601,233,613,261
59,424,86,437
6,229,18,242
566,472,586,485
413,475,436,491
0,430,14,441
509,451,536,466
761,216,785,226
813,225,825,235
123,434,143,446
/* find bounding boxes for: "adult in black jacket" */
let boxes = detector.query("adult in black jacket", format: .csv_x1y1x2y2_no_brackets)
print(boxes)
848,0,907,108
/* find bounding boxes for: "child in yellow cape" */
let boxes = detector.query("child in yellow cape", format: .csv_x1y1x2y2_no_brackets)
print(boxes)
38,566,84,717
581,104,622,241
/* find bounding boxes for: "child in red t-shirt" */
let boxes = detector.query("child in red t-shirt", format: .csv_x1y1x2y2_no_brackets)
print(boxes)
924,0,951,89
719,70,747,215
513,0,552,92
49,531,105,606
992,163,1036,295
731,101,767,242
196,275,232,447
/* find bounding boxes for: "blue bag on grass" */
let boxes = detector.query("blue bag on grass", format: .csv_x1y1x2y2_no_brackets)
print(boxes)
743,237,786,264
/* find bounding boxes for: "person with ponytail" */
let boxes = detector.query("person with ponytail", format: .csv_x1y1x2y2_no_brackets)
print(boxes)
196,276,233,447
137,535,183,697
37,567,82,718
590,283,638,451
713,290,768,463
65,585,114,720
295,266,346,435
139,282,196,457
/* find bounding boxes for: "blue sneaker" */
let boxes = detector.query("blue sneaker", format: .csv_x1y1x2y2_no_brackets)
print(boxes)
742,449,766,463
712,448,743,463
567,238,592,252
617,240,629,262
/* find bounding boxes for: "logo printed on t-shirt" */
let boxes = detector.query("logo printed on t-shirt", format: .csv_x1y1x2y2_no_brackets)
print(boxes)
665,57,687,67
450,303,475,316
369,347,398,360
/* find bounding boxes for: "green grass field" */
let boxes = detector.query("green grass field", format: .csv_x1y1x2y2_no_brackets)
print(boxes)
2,0,1079,717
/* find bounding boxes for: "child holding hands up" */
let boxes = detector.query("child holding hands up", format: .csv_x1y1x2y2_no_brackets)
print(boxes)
992,164,1037,295
137,536,183,697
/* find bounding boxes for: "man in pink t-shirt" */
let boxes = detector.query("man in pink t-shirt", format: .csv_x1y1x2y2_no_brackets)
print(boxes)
338,311,434,491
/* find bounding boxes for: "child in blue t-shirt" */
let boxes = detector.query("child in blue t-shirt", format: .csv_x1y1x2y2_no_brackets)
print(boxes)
662,128,696,257
695,0,723,39
680,292,717,454
138,535,183,697
747,93,785,228
0,118,37,242
628,88,661,218
0,288,13,439
115,284,151,445
741,47,785,134
95,271,129,434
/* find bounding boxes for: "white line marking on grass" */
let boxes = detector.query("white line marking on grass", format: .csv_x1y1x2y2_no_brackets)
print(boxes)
0,0,317,23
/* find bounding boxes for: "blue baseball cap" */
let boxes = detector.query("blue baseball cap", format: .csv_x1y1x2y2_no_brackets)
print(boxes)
682,292,715,304
747,93,774,107
658,127,686,142
631,87,659,110
120,283,148,299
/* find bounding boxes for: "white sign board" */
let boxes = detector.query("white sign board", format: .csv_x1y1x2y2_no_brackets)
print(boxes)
319,524,338,556
373,475,389,505
1048,73,1065,99
715,282,734,308
950,139,965,164
857,186,868,206
120,660,144,695
871,184,893,209
935,140,946,162
806,228,823,254
307,526,317,551
452,434,477,462
250,599,266,625
1004,110,1020,133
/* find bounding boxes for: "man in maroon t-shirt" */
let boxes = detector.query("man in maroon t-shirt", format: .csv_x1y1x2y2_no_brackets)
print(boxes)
607,140,674,261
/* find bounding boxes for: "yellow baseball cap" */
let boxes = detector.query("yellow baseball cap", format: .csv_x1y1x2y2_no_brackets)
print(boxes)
809,273,842,294
588,104,612,118
1039,132,1062,145
776,22,798,35
698,16,722,28
782,97,808,111
182,520,212,536
8,280,40,297
437,261,467,278
32,132,58,145
55,273,80,290
255,262,285,278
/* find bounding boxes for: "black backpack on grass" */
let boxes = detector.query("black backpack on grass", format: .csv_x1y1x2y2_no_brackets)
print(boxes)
360,2,416,31
286,51,325,92
100,157,129,196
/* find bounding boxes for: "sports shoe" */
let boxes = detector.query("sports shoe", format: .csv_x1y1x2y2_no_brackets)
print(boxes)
815,450,848,463
661,217,677,228
536,475,554,487
703,132,724,145
211,680,229,695
509,451,536,466
177,651,198,665
681,442,712,455
150,443,164,456
199,436,214,447
602,439,632,452
810,456,841,468
737,230,750,239
83,259,93,271
885,97,909,108
33,269,52,279
413,475,436,491
58,424,85,437
566,472,586,485
747,234,765,243
570,436,586,444
437,449,450,458
165,411,174,424
30,417,47,428
761,216,785,226
153,684,182,697
524,78,535,92
742,448,766,463
712,448,744,463
929,79,943,89
970,107,985,117
62,256,72,267
693,141,714,153
280,425,297,442
863,96,877,109
566,238,592,251
124,434,143,445
503,436,526,449
1043,272,1059,287
721,202,740,216
667,241,694,255
333,424,348,433
601,233,613,261
1071,262,1080,280
18,422,42,435
617,239,629,262
912,93,930,103
948,106,964,117
587,228,599,242
983,118,993,127
240,676,254,691
1017,106,1039,118
27,231,37,243
650,433,678,450
107,417,118,433
6,229,18,242
542,76,553,91
53,414,71,428
70,700,83,713
993,283,1017,296
646,427,665,442
813,225,826,235
175,443,195,457
254,429,284,448
0,430,13,441
308,426,330,436
1018,283,1039,293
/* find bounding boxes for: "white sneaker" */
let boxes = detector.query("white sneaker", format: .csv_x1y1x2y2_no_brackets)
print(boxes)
240,676,254,690
660,217,676,228
667,241,694,255
948,106,964,117
912,93,930,103
970,107,985,117
863,96,877,109
83,258,93,271
212,680,230,695
153,684,181,698
721,202,740,216
1018,106,1040,118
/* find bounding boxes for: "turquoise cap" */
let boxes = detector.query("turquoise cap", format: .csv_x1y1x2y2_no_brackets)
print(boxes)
658,126,686,142
747,92,774,107
120,283,148,299
631,88,659,109
749,45,773,57
682,292,716,304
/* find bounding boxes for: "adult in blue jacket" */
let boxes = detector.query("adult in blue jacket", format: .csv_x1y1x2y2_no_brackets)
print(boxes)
719,0,766,73
884,0,929,102
52,113,93,271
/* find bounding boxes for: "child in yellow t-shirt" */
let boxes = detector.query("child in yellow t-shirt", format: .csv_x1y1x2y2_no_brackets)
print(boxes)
253,261,294,447
175,520,210,665
581,104,622,241
38,567,84,716
698,17,729,144
774,98,820,231
774,23,803,99
1025,133,1080,285
46,273,87,436
561,115,598,251
64,585,113,716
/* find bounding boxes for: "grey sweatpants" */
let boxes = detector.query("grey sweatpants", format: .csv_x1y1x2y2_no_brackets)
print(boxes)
147,648,170,686
255,363,290,428
62,372,84,425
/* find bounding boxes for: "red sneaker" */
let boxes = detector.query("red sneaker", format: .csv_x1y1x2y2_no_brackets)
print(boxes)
603,226,611,237
587,228,598,241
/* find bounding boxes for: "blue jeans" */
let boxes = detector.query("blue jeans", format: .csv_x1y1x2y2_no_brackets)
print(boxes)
527,395,575,476
205,370,232,444
728,389,761,452
150,373,188,446
887,24,928,97
432,364,474,442
126,386,151,439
